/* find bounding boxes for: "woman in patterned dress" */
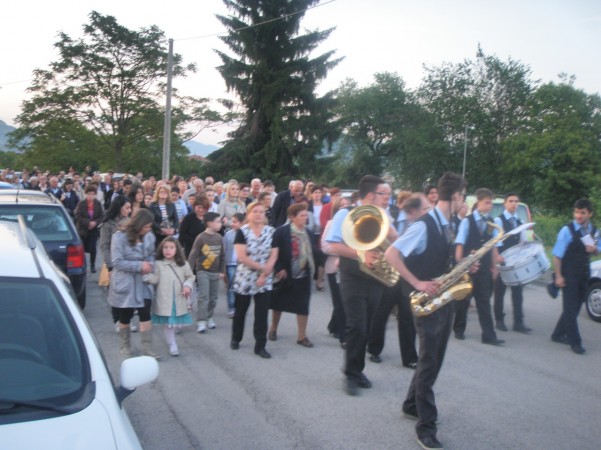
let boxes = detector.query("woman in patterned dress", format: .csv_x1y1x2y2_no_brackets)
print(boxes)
230,202,278,358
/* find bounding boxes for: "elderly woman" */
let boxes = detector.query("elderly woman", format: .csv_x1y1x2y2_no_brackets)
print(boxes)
268,203,316,347
230,201,277,358
108,209,157,358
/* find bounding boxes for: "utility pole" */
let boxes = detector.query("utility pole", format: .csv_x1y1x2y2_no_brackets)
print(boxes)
162,39,174,180
462,125,474,178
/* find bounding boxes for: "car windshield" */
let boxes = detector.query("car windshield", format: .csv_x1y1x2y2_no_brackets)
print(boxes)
0,278,89,409
491,204,529,224
0,206,75,242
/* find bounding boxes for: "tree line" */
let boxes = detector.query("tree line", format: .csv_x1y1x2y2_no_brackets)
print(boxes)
6,1,601,215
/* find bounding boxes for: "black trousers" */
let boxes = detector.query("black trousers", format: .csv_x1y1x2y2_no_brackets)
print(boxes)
367,281,417,366
471,271,497,342
339,271,383,378
453,295,471,335
493,277,524,325
326,273,346,343
232,292,270,351
552,276,587,346
403,303,454,440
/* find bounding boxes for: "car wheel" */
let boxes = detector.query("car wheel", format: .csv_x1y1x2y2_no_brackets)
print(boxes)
585,281,601,323
77,286,87,310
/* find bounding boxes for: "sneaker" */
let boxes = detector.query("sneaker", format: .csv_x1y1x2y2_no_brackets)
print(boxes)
417,435,443,450
197,321,207,333
130,323,138,333
114,322,120,333
228,310,235,318
207,318,216,329
169,343,180,356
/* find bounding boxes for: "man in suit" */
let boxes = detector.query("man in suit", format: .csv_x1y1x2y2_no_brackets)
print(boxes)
271,180,304,227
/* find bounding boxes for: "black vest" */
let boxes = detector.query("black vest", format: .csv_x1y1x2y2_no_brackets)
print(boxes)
339,206,377,280
464,214,493,271
405,213,450,281
498,214,522,254
562,223,596,281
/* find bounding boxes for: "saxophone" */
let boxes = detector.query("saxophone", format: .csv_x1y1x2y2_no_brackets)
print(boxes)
410,221,533,317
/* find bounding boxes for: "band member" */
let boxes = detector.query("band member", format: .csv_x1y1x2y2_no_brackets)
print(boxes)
324,175,396,396
454,188,504,346
493,193,531,333
384,171,467,450
551,198,600,355
367,193,429,368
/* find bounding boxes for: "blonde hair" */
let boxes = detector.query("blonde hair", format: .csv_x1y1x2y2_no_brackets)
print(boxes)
152,185,172,204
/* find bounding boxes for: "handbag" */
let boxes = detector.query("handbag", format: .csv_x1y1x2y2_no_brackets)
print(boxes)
98,263,110,287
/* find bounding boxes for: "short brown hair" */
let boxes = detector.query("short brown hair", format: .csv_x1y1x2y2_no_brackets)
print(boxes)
287,202,308,218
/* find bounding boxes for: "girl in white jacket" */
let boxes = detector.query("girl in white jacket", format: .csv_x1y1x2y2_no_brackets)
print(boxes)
145,237,195,356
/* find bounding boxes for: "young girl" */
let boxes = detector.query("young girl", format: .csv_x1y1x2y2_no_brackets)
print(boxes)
223,212,245,318
144,237,195,356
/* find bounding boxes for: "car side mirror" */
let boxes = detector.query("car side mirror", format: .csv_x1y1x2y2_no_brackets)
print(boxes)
117,356,159,403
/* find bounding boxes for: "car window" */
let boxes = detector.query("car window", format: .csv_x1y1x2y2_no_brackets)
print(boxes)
0,206,75,242
491,204,529,224
0,278,89,410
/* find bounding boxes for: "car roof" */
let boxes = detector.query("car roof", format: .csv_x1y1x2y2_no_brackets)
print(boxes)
0,189,61,205
0,220,46,278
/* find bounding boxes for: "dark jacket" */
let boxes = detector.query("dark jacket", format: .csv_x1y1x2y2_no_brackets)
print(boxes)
178,212,206,257
271,190,293,228
272,223,316,286
61,191,80,217
149,202,179,244
74,198,104,239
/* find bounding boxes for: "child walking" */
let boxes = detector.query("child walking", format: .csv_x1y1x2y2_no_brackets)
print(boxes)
189,212,226,333
145,237,195,356
223,212,245,318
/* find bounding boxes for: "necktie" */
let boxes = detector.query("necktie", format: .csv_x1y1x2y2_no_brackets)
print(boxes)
509,217,517,229
442,224,452,244
478,218,487,235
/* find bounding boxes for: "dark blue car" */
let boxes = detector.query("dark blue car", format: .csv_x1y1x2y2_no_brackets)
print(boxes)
0,190,87,308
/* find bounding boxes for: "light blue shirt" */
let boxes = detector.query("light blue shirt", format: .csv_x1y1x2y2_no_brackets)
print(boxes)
552,220,601,259
494,210,523,244
455,210,499,246
391,207,449,258
324,207,349,244
396,210,408,235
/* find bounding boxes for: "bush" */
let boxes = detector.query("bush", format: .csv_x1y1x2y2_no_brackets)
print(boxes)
532,214,566,247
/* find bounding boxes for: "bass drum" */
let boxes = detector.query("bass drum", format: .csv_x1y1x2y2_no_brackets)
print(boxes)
498,242,550,286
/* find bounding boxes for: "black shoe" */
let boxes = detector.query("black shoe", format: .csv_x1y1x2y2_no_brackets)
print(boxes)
571,344,586,355
551,335,569,345
329,331,340,339
402,409,418,421
417,435,444,450
513,323,532,333
403,361,418,369
254,348,271,359
340,341,347,350
230,340,240,350
90,265,96,273
454,332,465,340
496,320,508,331
357,373,372,389
369,354,382,363
345,377,359,396
482,338,505,346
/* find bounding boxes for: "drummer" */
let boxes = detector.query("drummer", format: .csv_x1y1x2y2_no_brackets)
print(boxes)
493,193,532,334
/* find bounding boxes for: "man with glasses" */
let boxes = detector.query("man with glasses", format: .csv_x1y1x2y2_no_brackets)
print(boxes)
325,175,397,396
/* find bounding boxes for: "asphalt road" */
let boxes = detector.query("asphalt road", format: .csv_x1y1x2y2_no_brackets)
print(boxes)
85,271,601,450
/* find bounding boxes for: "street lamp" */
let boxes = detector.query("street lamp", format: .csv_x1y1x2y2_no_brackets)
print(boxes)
462,125,475,178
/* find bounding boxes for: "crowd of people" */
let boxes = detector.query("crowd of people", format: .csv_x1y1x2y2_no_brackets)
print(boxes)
2,165,598,450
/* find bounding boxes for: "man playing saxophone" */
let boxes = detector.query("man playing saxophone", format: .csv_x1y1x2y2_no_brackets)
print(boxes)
384,172,467,450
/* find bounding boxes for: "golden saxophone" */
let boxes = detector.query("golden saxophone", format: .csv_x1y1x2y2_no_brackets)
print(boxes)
342,204,401,287
410,221,534,317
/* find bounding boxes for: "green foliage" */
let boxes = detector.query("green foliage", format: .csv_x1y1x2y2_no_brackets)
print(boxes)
500,80,601,213
11,11,225,175
212,0,342,180
531,213,568,248
418,46,535,189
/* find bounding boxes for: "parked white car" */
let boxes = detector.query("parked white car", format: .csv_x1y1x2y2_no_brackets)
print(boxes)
586,260,601,323
0,218,158,449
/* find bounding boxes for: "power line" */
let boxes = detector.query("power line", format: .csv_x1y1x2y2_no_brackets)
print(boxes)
174,0,336,42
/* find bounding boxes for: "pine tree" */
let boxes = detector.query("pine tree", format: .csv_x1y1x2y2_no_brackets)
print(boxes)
211,0,341,183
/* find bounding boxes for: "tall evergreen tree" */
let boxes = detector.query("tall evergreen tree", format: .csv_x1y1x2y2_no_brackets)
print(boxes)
211,0,342,183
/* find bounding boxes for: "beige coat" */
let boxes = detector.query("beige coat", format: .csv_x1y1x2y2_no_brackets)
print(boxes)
144,259,195,317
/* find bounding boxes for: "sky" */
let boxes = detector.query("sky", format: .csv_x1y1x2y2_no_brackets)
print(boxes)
1,0,600,146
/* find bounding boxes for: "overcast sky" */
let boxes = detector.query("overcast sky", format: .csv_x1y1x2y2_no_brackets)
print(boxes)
1,0,599,146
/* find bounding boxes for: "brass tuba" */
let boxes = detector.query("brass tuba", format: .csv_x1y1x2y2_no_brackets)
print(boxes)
342,205,401,287
410,221,534,316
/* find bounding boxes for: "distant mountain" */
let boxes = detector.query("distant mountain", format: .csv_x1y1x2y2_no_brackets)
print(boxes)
0,120,18,152
183,140,219,157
